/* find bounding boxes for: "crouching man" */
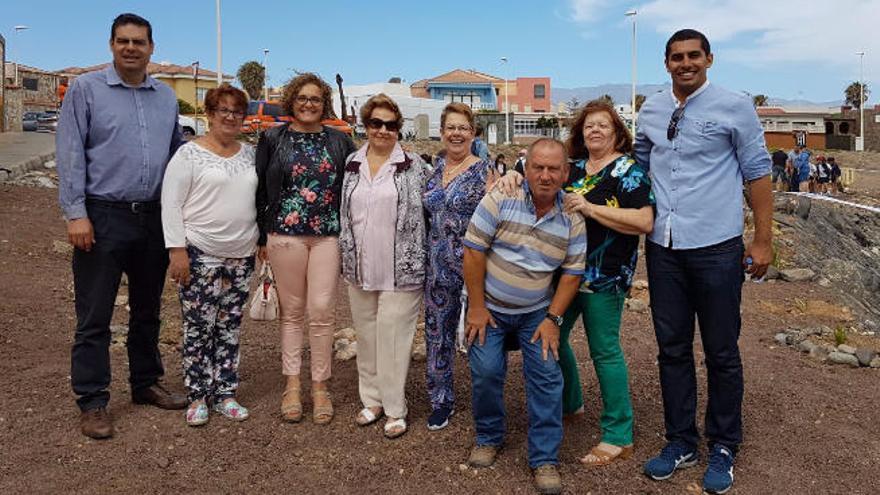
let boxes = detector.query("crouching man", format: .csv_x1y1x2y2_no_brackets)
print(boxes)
462,138,586,494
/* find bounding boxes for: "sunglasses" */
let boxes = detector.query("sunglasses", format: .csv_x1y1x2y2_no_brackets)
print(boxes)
667,106,685,141
365,118,401,132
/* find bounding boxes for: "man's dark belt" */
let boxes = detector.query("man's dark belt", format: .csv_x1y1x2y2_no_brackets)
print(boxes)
86,197,160,214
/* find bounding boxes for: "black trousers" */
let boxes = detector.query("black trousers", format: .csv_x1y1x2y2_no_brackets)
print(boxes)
71,200,169,411
646,236,745,453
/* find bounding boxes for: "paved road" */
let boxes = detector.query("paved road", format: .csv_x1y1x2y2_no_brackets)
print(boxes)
0,132,56,178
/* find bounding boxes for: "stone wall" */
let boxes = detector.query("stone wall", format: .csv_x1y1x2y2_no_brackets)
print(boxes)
3,87,22,132
20,69,59,112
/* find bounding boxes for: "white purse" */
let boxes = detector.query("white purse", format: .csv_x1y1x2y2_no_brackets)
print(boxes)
249,262,279,321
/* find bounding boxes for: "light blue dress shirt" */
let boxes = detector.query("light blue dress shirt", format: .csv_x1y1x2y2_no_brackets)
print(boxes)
56,64,183,220
634,82,771,249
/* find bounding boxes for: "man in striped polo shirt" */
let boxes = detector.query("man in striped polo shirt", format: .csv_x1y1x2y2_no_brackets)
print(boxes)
462,138,586,494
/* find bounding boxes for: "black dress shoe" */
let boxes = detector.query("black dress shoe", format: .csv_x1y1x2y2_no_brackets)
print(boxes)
132,383,187,410
80,407,113,439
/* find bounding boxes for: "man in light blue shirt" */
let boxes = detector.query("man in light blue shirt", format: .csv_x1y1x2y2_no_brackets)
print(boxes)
634,29,772,494
56,13,185,440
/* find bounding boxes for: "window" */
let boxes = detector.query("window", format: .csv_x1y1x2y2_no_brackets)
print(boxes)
22,78,38,91
533,84,545,99
196,87,208,103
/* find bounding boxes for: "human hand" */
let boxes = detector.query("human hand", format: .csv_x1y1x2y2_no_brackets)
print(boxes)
168,248,191,285
530,319,560,361
466,304,497,346
563,193,591,217
744,240,772,278
67,217,95,252
493,171,522,196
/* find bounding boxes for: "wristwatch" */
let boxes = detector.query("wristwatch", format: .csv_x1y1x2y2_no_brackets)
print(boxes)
545,312,563,327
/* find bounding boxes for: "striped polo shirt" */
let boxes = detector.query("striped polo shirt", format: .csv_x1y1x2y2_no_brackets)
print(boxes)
463,181,586,315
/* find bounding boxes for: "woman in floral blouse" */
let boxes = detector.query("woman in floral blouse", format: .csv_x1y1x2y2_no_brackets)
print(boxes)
255,73,356,424
497,99,653,467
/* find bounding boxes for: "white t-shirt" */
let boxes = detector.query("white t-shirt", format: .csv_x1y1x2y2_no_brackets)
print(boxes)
161,142,259,258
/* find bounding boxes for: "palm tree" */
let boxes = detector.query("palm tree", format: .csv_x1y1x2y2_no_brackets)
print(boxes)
598,94,614,106
752,94,769,107
845,81,870,109
236,61,266,100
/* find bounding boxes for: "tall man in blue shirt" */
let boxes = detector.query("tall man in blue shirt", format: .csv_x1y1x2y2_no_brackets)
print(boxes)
57,13,186,440
634,29,772,494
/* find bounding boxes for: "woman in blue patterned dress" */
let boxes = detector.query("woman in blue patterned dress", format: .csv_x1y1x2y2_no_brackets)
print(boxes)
423,103,497,430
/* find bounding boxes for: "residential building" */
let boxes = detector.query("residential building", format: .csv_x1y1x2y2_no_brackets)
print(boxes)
410,69,552,114
57,62,234,111
331,82,447,139
840,104,880,152
4,62,61,112
756,106,834,150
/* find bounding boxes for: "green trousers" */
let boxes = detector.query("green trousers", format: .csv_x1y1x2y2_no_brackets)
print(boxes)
559,290,634,446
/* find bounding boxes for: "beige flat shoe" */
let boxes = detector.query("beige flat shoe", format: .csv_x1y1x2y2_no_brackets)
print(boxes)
281,386,302,423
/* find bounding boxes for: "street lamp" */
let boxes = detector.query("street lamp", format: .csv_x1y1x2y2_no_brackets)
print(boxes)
625,10,637,134
262,48,269,101
12,25,30,86
215,0,223,85
501,56,510,144
192,61,199,116
856,51,865,152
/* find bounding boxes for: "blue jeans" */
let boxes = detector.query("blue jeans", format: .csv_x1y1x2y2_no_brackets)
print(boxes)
646,236,744,453
468,307,563,468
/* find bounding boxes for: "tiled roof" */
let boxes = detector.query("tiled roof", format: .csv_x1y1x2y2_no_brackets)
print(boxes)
756,107,787,116
410,69,504,88
56,62,232,80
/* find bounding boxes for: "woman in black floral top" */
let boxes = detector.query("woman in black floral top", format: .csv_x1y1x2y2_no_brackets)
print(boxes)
496,100,654,467
255,73,356,425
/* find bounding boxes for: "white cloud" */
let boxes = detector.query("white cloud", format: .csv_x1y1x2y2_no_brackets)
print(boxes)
572,0,879,75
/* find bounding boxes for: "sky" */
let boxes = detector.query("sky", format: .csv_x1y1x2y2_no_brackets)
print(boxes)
3,0,878,104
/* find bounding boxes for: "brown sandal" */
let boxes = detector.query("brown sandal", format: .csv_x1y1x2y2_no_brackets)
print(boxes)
580,443,634,467
281,386,302,423
312,389,334,425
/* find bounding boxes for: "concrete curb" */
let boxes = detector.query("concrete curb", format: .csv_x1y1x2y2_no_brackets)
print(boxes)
0,151,56,181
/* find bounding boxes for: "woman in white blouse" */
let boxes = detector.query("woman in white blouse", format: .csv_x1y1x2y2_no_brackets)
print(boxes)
161,85,259,427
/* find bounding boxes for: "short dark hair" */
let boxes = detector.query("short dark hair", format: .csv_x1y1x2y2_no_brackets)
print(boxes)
566,99,633,159
281,72,335,120
204,84,248,115
111,13,153,44
665,29,710,60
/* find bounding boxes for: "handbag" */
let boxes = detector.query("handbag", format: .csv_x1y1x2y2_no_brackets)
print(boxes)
249,261,279,321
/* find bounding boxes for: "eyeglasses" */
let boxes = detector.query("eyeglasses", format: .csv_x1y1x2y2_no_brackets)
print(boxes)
295,95,324,106
667,106,685,141
216,108,245,119
365,118,401,132
443,125,473,133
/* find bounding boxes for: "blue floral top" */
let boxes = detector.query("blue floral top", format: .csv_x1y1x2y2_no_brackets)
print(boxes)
423,155,491,289
567,154,654,293
273,130,338,236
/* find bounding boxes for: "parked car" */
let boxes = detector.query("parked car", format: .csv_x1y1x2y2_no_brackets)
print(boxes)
36,111,59,132
22,112,41,132
241,100,351,136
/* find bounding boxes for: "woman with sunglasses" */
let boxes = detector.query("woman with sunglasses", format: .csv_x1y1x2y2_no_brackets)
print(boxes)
255,73,356,425
423,103,497,431
338,94,430,438
161,85,258,426
496,99,653,466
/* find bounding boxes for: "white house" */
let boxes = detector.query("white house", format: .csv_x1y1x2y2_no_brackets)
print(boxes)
332,82,446,139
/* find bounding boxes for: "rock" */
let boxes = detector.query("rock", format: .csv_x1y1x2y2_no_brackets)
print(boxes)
783,329,805,345
335,341,357,361
809,345,832,361
817,325,833,337
837,344,857,355
625,298,648,313
52,240,73,255
115,295,128,307
864,319,878,332
817,277,832,288
411,341,426,362
854,348,876,367
779,268,815,282
774,333,788,345
333,338,351,352
827,352,860,367
796,340,817,354
631,279,649,290
764,265,780,280
334,327,356,341
44,160,56,169
156,456,170,468
870,357,880,369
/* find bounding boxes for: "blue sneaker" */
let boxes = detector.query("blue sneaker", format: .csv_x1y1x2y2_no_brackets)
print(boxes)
703,444,735,494
644,441,699,480
427,406,454,431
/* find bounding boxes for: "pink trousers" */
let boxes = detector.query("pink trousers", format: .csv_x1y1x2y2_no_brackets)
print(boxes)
267,234,340,381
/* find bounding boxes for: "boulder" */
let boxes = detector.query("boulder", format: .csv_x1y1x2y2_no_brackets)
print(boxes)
809,345,832,361
334,327,356,341
854,348,877,367
625,298,648,313
827,351,860,367
779,268,816,282
764,265,780,280
870,357,880,369
334,340,357,361
773,333,788,346
796,340,817,354
837,344,857,355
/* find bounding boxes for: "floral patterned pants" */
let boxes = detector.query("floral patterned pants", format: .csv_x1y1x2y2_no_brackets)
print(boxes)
177,245,255,403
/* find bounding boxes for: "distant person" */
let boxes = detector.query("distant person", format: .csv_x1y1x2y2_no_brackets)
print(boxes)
493,153,507,176
463,138,586,495
255,73,357,424
161,85,257,426
771,148,788,192
471,123,490,161
795,146,811,193
634,29,772,494
828,157,842,194
815,155,831,194
786,147,799,192
513,148,527,175
56,13,186,440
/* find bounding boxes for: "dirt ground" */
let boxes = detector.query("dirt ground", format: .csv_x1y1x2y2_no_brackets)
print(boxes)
1,183,879,495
